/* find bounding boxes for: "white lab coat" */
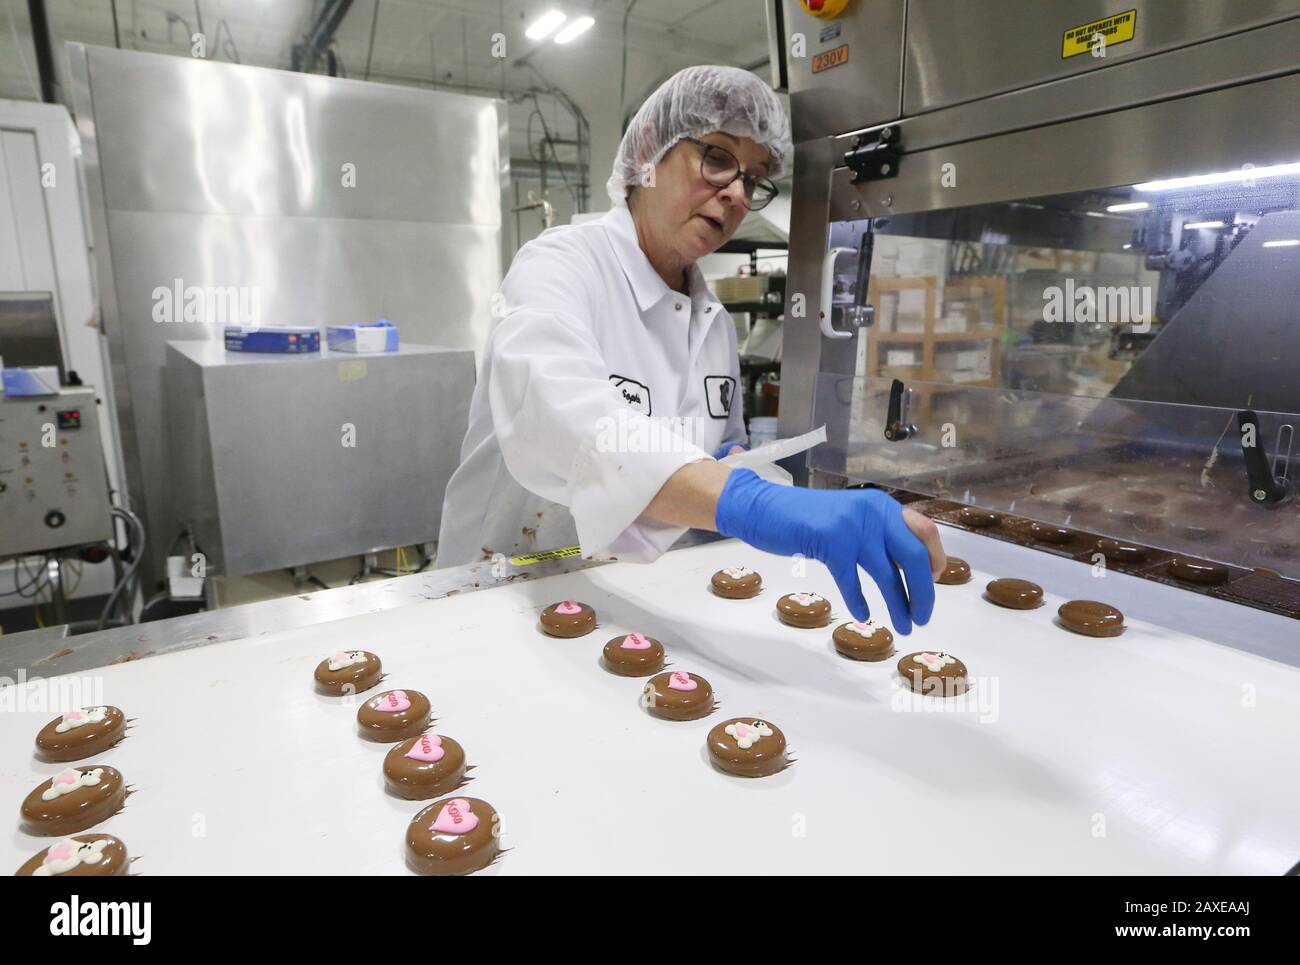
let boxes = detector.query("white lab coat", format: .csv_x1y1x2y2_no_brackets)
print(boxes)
437,204,747,567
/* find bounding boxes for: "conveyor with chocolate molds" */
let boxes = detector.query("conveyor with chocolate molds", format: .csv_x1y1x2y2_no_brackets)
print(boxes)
2,525,1297,874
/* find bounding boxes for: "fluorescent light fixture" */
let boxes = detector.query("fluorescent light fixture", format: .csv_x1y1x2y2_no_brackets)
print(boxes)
1183,220,1225,230
1084,211,1106,218
1134,160,1300,192
1122,243,1132,249
554,15,594,43
1106,201,1149,212
1262,239,1300,248
526,9,566,40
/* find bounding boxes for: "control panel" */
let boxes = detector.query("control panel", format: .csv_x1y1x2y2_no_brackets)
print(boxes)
0,387,114,556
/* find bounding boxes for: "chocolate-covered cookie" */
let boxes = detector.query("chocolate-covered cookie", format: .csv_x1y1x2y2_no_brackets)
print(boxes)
985,578,1044,609
601,633,665,676
1096,539,1148,564
776,592,831,628
539,600,596,637
356,689,432,742
642,671,716,720
15,834,130,876
1058,600,1125,637
314,650,383,696
1166,557,1229,585
897,651,969,697
35,706,127,763
959,506,1000,527
1030,522,1074,544
384,733,469,800
20,766,130,837
711,566,762,599
938,556,971,585
832,620,895,661
707,718,789,777
405,797,501,875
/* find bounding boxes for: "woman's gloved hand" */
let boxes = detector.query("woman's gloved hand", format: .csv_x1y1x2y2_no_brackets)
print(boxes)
714,468,943,633
713,443,747,460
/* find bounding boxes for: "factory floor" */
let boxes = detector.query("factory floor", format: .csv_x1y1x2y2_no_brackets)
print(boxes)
212,546,431,607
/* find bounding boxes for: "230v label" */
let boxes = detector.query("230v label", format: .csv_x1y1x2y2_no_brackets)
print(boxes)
811,44,849,74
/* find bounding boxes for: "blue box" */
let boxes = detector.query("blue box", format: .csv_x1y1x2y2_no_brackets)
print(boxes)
2,365,60,396
327,319,399,353
224,326,320,353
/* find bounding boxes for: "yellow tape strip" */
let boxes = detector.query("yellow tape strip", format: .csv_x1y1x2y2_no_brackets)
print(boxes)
510,546,582,566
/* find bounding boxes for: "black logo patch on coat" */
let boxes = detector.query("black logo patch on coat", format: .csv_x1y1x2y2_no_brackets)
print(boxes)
609,374,651,415
704,375,737,419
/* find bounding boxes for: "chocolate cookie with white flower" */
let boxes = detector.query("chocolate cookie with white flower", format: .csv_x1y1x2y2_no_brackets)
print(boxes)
897,651,970,697
710,566,762,599
706,717,790,777
776,592,831,628
34,706,129,762
314,650,384,695
15,835,131,876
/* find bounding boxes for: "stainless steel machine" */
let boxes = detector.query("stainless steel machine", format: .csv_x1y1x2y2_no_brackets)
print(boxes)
771,0,1300,587
164,341,475,576
67,44,511,587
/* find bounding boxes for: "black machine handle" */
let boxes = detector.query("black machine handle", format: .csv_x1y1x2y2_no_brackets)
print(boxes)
884,378,915,442
1238,409,1294,506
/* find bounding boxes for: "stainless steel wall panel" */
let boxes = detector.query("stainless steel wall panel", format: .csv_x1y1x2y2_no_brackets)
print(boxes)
67,44,506,584
903,0,1300,115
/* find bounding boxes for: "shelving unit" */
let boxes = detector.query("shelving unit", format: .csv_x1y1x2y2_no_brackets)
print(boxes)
862,274,1007,425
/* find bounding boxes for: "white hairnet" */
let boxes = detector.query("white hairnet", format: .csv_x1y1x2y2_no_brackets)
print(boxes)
607,65,792,207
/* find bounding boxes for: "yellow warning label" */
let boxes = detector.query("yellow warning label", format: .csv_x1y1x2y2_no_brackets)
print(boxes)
1062,9,1136,59
510,546,582,566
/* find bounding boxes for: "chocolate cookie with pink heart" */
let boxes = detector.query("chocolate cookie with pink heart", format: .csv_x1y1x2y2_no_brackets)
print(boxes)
34,706,129,763
601,632,665,676
642,671,716,720
20,766,132,836
707,717,789,777
383,733,471,800
15,834,130,876
314,650,383,696
405,796,502,875
356,689,432,742
539,600,597,637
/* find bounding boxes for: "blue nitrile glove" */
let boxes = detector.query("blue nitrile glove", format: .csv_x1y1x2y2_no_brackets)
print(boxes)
713,443,747,460
715,468,935,633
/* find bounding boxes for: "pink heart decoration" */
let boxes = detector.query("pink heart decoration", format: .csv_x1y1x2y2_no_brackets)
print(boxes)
429,798,478,835
53,770,77,786
48,843,73,861
404,733,445,763
734,723,752,738
621,632,652,650
375,690,411,713
64,711,83,721
554,600,582,615
331,651,347,663
668,672,697,692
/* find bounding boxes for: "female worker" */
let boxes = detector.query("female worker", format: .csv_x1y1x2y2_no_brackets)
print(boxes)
438,66,944,633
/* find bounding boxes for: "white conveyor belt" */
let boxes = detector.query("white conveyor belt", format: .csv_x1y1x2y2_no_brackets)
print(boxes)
3,528,1298,874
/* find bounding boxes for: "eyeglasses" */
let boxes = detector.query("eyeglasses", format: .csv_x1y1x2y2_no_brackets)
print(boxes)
681,137,779,211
